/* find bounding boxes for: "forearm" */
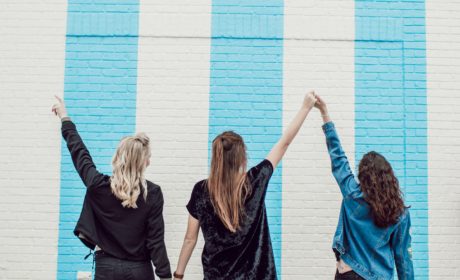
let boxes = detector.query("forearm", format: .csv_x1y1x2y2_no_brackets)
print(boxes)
396,258,414,280
61,121,89,172
266,105,311,168
61,120,102,188
175,238,197,275
322,121,358,195
281,105,311,146
151,242,172,278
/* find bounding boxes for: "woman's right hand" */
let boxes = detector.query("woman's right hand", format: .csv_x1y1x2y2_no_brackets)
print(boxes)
51,95,68,119
303,90,317,109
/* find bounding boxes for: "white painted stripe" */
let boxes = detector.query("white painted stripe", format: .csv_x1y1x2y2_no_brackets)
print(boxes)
427,1,460,278
137,1,211,278
0,1,67,279
282,0,355,278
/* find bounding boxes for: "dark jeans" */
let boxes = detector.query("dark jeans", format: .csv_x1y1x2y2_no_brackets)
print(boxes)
335,270,365,280
94,251,154,280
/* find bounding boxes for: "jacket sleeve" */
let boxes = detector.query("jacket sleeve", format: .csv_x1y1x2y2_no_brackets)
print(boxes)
390,212,415,280
146,187,172,279
61,120,106,188
322,122,360,197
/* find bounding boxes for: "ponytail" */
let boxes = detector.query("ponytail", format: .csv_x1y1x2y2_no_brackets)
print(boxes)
208,131,249,232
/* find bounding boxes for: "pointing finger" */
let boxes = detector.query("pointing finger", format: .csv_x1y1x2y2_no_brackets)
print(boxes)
54,95,63,103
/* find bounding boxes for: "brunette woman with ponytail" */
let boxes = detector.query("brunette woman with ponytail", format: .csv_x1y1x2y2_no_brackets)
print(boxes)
313,95,414,280
173,91,317,280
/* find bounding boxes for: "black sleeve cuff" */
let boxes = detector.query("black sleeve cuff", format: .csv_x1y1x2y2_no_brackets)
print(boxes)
61,116,71,123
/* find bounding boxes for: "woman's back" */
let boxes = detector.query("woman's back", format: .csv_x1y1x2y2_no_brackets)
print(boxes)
59,118,171,279
321,121,414,279
187,160,276,280
174,92,317,280
337,189,412,279
77,177,165,260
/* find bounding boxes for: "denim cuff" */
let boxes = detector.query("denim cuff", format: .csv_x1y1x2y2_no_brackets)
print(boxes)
322,121,335,133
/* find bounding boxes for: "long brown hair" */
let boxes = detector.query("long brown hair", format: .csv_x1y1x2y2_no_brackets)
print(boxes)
358,151,406,228
208,131,250,232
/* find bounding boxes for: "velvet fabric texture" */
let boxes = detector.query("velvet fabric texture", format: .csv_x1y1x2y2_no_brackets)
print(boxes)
187,159,277,280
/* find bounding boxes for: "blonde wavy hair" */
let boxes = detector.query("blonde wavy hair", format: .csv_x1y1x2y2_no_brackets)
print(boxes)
110,132,151,208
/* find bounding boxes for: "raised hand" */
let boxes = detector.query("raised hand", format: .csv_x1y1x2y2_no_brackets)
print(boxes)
313,94,331,123
51,95,68,119
303,90,317,110
313,94,327,113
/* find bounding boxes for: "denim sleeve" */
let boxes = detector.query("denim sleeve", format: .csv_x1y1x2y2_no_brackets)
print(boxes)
61,120,106,188
322,122,360,197
390,212,415,280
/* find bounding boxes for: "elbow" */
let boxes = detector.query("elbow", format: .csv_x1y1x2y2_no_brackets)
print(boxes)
184,236,198,245
184,235,198,246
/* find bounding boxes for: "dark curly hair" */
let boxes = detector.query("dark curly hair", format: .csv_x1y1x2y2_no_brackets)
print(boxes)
358,151,406,228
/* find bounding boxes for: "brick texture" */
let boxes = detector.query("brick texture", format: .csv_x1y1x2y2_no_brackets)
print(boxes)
427,0,460,279
0,1,66,279
0,0,459,279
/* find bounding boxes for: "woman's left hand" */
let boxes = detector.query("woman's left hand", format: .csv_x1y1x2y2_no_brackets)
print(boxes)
52,95,68,119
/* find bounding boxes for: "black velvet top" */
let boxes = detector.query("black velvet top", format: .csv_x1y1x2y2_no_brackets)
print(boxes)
187,159,277,280
61,120,172,279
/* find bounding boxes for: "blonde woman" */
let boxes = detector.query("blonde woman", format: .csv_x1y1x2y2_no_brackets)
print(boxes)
173,91,317,280
52,96,172,280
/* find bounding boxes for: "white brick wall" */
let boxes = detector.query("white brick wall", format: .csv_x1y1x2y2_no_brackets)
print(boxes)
1,0,460,279
282,1,355,278
137,1,211,278
427,0,460,278
0,1,67,279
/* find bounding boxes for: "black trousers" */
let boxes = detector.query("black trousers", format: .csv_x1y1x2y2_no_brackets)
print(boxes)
94,251,154,280
335,270,365,280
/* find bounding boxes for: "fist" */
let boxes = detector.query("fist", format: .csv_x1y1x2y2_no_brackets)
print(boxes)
303,90,317,109
51,95,68,119
313,94,328,113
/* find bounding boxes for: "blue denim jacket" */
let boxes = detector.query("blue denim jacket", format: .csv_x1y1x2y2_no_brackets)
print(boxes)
323,122,414,280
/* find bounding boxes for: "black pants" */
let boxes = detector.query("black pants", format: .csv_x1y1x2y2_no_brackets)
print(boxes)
94,251,154,280
335,270,365,280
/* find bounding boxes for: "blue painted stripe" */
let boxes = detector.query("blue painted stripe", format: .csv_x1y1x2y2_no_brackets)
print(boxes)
209,0,284,277
355,0,428,278
57,1,140,279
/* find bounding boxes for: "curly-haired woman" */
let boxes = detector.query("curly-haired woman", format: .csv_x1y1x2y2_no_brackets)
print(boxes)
314,94,414,280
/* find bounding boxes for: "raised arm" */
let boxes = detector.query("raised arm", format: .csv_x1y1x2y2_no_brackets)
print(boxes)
266,91,317,169
315,95,359,197
390,212,414,280
52,96,105,188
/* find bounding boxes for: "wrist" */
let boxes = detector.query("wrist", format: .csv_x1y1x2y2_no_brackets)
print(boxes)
173,271,184,279
302,103,314,111
321,113,331,123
